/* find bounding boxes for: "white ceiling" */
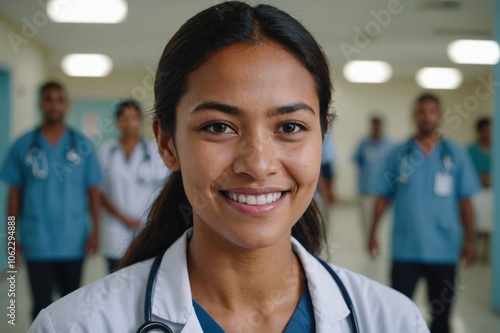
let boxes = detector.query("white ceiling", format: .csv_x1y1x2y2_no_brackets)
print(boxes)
0,0,495,79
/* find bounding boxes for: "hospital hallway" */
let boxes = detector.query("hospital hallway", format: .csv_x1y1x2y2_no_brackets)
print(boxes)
0,203,497,333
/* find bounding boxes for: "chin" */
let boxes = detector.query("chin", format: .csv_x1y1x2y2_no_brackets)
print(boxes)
206,214,294,251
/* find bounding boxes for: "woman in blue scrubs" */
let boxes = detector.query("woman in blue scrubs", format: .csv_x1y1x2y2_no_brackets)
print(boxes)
29,3,429,332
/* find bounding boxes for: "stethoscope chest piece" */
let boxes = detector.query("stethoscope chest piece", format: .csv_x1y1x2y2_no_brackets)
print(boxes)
136,321,173,333
66,149,82,165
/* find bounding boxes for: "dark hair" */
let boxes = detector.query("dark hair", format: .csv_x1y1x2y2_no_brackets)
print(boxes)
39,81,66,98
120,1,332,268
476,117,491,132
415,93,441,110
115,99,142,118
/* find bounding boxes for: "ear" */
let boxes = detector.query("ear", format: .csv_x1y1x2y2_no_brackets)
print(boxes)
153,117,180,172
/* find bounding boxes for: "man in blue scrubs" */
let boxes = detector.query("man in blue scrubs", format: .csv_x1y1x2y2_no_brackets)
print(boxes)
0,82,103,320
352,116,393,239
368,94,479,333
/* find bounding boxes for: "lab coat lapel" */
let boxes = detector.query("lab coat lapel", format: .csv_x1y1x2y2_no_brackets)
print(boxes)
291,238,351,331
150,231,350,332
152,230,195,326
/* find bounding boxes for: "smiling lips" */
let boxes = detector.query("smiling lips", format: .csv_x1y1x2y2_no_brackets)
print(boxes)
224,191,283,205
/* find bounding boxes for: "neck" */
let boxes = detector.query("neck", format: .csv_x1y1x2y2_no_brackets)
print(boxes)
415,132,440,155
40,122,65,133
120,135,139,144
371,133,380,141
188,221,304,312
479,139,490,149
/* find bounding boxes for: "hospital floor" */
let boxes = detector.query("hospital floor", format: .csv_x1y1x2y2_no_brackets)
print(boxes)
1,203,499,332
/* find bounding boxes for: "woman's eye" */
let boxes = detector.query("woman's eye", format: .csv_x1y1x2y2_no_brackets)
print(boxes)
278,122,304,134
203,122,235,134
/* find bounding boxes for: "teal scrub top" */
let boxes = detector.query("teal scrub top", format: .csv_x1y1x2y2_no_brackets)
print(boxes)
352,137,393,195
375,138,480,264
193,286,315,333
0,128,103,261
467,142,490,176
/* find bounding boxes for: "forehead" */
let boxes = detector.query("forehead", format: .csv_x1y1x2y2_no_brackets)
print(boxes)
417,98,439,109
41,87,66,99
182,41,318,110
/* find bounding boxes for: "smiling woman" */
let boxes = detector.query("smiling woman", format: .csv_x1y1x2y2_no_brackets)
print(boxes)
28,2,429,333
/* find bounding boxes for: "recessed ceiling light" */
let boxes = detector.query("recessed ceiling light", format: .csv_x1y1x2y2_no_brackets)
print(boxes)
47,0,127,24
343,61,392,83
61,54,113,77
448,39,500,65
415,67,462,90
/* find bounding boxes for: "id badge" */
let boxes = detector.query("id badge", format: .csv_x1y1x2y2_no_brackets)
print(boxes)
434,172,453,197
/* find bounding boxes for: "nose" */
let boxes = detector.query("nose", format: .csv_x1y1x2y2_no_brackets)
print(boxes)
232,131,280,180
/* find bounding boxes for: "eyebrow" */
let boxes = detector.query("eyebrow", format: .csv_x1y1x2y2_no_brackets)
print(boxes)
190,101,316,117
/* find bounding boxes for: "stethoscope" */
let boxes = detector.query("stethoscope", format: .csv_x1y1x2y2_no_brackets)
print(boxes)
25,128,82,180
106,139,152,185
398,138,454,185
136,252,361,333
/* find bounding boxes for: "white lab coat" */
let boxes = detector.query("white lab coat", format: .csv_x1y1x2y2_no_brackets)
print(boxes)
98,139,169,259
29,229,429,332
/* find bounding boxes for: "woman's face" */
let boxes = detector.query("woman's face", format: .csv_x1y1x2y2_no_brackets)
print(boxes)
162,42,323,250
117,107,142,137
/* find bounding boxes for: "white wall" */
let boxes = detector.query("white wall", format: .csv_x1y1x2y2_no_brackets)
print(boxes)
0,15,48,139
49,69,156,136
332,74,493,201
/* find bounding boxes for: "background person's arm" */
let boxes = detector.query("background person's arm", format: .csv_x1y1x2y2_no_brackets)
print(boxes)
367,195,390,258
85,186,101,255
7,187,22,261
459,198,476,266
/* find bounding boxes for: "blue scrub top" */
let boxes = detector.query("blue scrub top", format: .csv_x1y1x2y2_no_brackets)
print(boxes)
375,138,480,264
352,137,393,195
193,286,315,333
0,128,103,261
467,142,490,176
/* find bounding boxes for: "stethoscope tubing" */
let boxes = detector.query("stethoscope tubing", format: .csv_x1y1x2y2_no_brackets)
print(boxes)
137,253,361,333
25,127,81,179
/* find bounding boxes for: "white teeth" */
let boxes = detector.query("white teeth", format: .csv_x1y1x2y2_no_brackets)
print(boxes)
256,195,266,205
226,191,283,205
238,194,246,203
246,195,257,205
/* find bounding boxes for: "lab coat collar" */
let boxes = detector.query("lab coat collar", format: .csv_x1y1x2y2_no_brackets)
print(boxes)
291,238,351,329
152,229,350,330
152,228,194,325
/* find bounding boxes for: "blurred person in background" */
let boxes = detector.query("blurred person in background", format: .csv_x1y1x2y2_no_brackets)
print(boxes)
0,81,103,320
352,115,393,240
368,93,480,333
467,117,492,263
317,128,336,206
99,100,169,273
